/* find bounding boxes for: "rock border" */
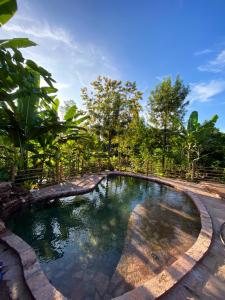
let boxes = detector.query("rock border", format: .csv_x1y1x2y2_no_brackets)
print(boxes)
0,172,213,300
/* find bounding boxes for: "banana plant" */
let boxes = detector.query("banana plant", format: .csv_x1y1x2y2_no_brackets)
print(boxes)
29,103,88,181
0,0,56,104
0,0,17,26
0,0,35,49
0,68,58,169
185,111,218,179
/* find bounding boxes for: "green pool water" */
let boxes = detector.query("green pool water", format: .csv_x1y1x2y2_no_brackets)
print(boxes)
7,175,200,299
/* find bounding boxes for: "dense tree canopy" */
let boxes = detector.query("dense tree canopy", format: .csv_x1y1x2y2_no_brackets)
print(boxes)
81,76,142,169
0,0,224,185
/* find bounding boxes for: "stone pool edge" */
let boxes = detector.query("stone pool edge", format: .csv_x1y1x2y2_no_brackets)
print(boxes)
0,227,67,300
0,174,106,300
109,172,213,300
0,172,213,300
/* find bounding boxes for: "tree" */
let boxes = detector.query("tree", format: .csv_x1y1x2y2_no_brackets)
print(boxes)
148,76,189,170
81,76,142,169
185,111,219,179
0,68,57,169
31,101,87,181
0,0,89,182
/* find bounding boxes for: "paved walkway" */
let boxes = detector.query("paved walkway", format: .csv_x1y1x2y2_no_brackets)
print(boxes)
160,181,225,300
199,181,225,199
32,174,105,202
0,242,32,300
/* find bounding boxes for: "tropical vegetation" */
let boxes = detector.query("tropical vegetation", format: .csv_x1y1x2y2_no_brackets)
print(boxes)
0,0,225,186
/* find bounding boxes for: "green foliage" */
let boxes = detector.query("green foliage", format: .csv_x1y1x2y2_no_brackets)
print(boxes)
148,76,189,129
64,105,77,121
0,38,37,48
148,76,189,169
0,0,17,26
0,47,56,102
187,111,198,132
0,0,224,183
81,76,142,168
0,3,87,174
185,111,219,166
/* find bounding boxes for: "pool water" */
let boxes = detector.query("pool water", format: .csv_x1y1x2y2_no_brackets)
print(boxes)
7,175,200,299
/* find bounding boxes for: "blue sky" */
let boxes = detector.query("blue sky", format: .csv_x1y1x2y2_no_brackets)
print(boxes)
1,0,225,130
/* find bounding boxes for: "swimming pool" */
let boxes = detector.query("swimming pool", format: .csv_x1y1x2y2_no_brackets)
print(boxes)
7,175,200,299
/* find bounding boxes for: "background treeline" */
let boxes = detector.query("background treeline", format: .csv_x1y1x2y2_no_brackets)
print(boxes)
0,0,225,186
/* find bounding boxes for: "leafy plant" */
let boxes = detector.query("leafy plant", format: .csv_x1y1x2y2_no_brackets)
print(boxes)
0,0,17,26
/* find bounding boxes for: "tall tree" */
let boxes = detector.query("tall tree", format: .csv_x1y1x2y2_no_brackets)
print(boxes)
81,76,142,169
148,76,189,170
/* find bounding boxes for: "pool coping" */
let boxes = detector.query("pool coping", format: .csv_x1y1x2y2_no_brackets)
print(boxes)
0,174,106,300
110,172,213,300
0,172,213,300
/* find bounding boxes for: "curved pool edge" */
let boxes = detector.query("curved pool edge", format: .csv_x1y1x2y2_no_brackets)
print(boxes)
0,172,213,300
109,172,213,300
0,228,67,300
0,174,106,300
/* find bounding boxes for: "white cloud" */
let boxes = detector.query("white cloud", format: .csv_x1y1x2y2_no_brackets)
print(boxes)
188,80,225,103
194,48,212,56
4,21,77,49
198,50,225,73
1,0,119,106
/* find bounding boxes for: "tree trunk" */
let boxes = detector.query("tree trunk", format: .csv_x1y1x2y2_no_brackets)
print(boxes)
162,126,167,172
191,160,196,181
55,160,60,183
146,158,149,176
107,135,113,170
11,146,17,182
11,164,16,182
59,163,63,181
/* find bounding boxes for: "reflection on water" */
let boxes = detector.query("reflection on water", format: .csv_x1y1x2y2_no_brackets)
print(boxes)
7,176,200,299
